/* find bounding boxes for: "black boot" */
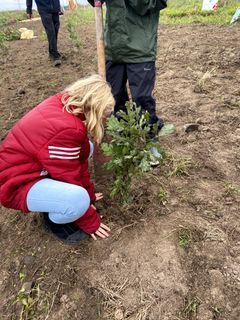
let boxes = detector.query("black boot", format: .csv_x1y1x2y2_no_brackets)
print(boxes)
42,213,88,244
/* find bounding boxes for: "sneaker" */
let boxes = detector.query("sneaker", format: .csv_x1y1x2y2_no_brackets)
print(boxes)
159,123,176,137
53,59,61,67
42,213,88,244
149,146,162,166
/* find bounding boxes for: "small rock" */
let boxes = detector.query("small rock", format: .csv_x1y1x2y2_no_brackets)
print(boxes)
22,281,34,294
201,126,210,132
115,257,120,264
65,301,75,310
209,269,224,287
236,256,240,264
115,308,124,320
170,199,178,206
226,303,232,312
198,305,213,320
225,197,233,205
60,294,69,304
235,128,240,135
69,302,77,311
184,123,199,133
210,288,225,304
196,118,204,124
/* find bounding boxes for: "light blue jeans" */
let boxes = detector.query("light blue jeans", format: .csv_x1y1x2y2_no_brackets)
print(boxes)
27,179,90,224
27,141,94,224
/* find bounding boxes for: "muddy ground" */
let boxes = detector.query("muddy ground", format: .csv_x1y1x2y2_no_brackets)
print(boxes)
0,15,240,320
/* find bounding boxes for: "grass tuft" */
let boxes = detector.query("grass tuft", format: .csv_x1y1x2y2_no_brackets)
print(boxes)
167,156,192,178
182,296,201,318
178,227,192,249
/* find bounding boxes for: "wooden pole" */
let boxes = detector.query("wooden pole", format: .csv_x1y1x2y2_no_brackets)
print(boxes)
93,1,108,182
94,1,106,79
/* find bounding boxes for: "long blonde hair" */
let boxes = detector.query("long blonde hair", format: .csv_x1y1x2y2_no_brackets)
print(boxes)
62,74,115,143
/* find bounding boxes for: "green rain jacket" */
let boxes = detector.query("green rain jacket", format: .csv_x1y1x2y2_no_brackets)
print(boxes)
88,0,167,63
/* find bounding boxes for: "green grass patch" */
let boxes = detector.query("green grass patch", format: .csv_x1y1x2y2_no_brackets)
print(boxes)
1,2,239,30
167,157,192,178
64,6,95,26
73,2,239,25
182,296,201,318
66,13,82,49
0,10,26,48
0,10,27,28
0,28,20,49
65,7,99,48
158,187,168,206
161,0,239,24
75,5,95,23
178,227,192,249
224,182,240,197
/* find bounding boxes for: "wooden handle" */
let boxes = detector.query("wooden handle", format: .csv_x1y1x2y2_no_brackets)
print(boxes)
94,2,106,79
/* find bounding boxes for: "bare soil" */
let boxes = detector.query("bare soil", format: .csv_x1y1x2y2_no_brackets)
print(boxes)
0,16,239,320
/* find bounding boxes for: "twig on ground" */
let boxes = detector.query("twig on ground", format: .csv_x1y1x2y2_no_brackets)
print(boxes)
44,282,61,320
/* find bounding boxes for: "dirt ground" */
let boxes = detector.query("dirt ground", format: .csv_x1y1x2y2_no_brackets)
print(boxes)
0,15,240,320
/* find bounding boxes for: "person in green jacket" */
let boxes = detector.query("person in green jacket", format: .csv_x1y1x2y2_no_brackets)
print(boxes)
88,0,167,142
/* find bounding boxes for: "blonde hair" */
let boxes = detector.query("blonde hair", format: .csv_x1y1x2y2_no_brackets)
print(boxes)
62,74,115,143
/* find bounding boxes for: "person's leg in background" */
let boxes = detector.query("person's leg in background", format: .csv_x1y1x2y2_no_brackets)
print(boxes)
127,62,164,138
127,62,164,162
52,13,60,49
39,12,61,66
106,61,129,115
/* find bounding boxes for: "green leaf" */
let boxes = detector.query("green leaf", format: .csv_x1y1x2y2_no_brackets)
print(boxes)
19,272,26,281
101,143,113,156
21,298,28,306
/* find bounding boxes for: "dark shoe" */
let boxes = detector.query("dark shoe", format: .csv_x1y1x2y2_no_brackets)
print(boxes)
42,213,88,244
53,59,61,67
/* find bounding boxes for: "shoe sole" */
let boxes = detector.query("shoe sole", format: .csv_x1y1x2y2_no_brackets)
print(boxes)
150,160,160,166
53,60,61,67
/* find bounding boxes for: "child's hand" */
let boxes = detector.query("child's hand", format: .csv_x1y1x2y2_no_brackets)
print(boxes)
90,223,110,240
95,193,103,201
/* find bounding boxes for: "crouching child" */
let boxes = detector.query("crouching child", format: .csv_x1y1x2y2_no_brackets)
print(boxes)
0,75,115,243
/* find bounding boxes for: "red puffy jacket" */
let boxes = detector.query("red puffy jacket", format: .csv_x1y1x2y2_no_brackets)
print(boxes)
0,93,100,233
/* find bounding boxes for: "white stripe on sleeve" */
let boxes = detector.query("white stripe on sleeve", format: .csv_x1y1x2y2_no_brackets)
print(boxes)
49,155,80,160
48,146,81,151
49,150,80,156
48,146,81,159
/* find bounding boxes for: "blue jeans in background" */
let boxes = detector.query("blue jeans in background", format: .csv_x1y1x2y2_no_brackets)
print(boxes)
40,11,60,60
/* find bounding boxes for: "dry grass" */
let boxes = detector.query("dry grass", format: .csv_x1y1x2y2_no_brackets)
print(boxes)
95,276,160,320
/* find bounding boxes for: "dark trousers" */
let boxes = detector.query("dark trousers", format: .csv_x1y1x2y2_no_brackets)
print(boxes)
106,61,163,134
40,12,60,59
